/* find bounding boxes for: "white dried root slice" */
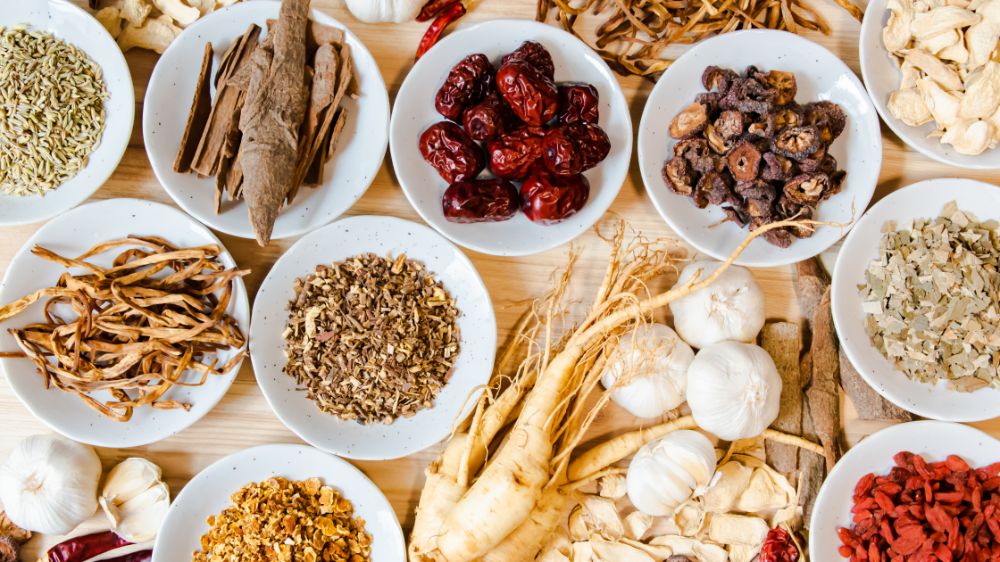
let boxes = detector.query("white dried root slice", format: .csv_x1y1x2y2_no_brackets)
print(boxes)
939,39,970,62
960,61,1000,117
538,549,571,562
911,5,980,38
905,49,966,90
538,531,573,562
589,536,656,562
648,534,729,562
674,502,708,536
152,0,200,25
901,59,923,87
889,87,935,125
917,77,962,126
581,496,625,540
729,543,762,562
116,0,153,27
707,513,769,547
918,29,962,53
942,118,996,152
95,7,124,38
598,474,627,499
623,511,652,540
571,541,595,562
117,14,180,53
885,0,916,51
966,20,1000,70
701,460,754,513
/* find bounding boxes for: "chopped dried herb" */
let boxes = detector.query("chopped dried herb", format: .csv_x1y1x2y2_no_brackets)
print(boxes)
283,253,460,424
861,201,1000,392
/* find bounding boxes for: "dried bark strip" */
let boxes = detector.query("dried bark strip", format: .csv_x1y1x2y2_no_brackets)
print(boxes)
762,321,803,484
173,42,214,174
806,286,842,471
839,348,912,421
797,351,825,528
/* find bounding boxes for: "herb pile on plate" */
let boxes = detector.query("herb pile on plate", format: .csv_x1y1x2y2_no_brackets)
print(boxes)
861,201,1000,391
0,26,108,196
174,0,355,245
662,65,848,247
282,253,460,424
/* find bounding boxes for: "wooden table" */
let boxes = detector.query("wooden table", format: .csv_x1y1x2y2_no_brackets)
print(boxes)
4,0,1000,558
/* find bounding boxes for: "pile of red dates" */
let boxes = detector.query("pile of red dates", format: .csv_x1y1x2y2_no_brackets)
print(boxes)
419,41,611,225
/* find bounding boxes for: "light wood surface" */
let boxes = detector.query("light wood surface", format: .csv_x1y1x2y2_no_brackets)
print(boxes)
4,0,1000,558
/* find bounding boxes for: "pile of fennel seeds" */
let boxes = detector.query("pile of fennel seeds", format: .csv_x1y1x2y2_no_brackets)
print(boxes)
0,25,108,196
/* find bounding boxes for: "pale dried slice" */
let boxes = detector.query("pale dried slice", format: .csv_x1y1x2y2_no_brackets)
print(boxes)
589,537,655,562
598,475,627,499
917,29,961,52
96,7,124,38
938,39,970,62
900,59,923,87
965,19,1000,70
889,87,935,125
911,5,980,37
942,118,995,153
152,0,199,25
885,0,916,50
174,42,214,174
918,77,962,126
706,514,769,546
623,512,652,540
905,48,965,90
117,14,180,53
959,60,1000,118
581,496,624,540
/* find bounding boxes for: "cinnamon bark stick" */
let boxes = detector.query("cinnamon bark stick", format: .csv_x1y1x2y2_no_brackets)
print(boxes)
174,42,214,174
798,351,825,529
238,0,310,245
807,286,843,472
762,322,803,484
840,348,912,421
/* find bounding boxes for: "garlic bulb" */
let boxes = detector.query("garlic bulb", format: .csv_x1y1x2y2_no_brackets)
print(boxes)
0,435,101,534
668,261,765,349
344,0,423,23
686,341,781,441
99,458,171,542
600,324,694,418
626,430,717,516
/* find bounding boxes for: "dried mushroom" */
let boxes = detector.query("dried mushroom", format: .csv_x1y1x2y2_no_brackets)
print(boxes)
883,0,1000,154
661,65,848,246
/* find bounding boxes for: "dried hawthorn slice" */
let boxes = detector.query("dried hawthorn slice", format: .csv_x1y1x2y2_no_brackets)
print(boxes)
783,172,830,204
774,106,803,129
521,165,590,224
804,101,847,143
696,171,733,206
557,83,600,124
797,146,828,173
495,61,559,126
435,53,495,120
726,141,762,182
663,157,697,197
722,205,750,226
761,152,797,181
442,178,520,223
772,125,822,160
419,121,485,183
763,227,794,248
714,110,744,140
702,66,739,93
747,113,776,138
487,125,546,180
669,101,709,139
789,206,816,238
763,70,797,105
705,124,735,155
542,122,610,175
674,138,717,174
501,40,555,81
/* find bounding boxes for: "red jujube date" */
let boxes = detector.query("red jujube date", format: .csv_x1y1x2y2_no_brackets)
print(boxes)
542,122,610,175
495,61,558,126
486,126,545,180
442,178,520,223
435,53,495,120
557,83,599,124
419,121,485,183
521,166,589,224
462,93,513,141
501,40,555,81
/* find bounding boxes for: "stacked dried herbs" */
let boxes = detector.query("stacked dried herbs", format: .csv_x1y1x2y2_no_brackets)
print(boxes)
861,202,1000,392
282,254,460,424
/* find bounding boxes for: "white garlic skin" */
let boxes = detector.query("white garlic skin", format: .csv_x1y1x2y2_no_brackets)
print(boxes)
668,262,765,349
344,0,422,23
600,323,694,418
0,434,101,534
686,341,782,441
626,430,717,516
100,457,171,542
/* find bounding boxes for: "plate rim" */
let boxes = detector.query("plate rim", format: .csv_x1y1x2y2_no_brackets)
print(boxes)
831,177,1000,422
248,214,497,460
142,0,390,241
637,28,883,268
388,17,633,257
151,443,406,562
0,0,135,227
0,197,250,447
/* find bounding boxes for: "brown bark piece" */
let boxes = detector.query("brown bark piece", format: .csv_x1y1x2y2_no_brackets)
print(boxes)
798,356,826,529
215,24,262,88
840,348,912,421
806,287,843,472
762,322,803,484
174,42,214,174
795,257,829,324
267,17,346,51
238,0,310,246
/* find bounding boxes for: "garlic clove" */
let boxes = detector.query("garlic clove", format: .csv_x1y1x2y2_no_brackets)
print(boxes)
99,458,170,542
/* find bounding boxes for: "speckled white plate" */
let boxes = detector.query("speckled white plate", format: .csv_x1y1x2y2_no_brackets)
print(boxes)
0,0,134,226
859,0,1000,170
0,198,249,447
637,30,882,267
250,215,496,460
832,178,1000,421
153,444,405,562
390,19,632,257
144,0,389,241
810,421,1000,560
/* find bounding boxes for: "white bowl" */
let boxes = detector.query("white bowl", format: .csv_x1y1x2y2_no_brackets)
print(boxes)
0,198,249,447
153,444,405,562
144,1,390,241
810,421,1000,560
859,0,1000,170
389,19,632,257
832,178,1000,421
0,0,134,226
250,215,496,460
637,30,882,268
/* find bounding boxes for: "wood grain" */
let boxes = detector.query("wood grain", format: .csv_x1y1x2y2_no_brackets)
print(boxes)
4,0,1000,558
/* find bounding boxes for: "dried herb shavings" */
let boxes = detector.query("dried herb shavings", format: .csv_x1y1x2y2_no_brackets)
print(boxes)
282,253,460,425
861,202,1000,392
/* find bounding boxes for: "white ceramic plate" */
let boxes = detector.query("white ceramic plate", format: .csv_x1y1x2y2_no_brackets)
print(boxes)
390,19,632,257
250,215,496,460
637,30,882,267
0,198,249,447
859,0,1000,170
832,178,1000,421
0,0,134,226
153,444,405,562
144,1,389,241
810,421,1000,560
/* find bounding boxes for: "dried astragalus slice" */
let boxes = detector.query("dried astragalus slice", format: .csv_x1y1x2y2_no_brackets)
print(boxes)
861,201,1000,391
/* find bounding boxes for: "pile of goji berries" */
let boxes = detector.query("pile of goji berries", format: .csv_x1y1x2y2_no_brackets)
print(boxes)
838,451,1000,562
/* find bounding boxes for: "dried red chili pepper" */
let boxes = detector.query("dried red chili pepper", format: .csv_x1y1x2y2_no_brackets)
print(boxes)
416,2,467,60
442,178,520,223
46,531,132,562
759,527,799,562
417,0,460,21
